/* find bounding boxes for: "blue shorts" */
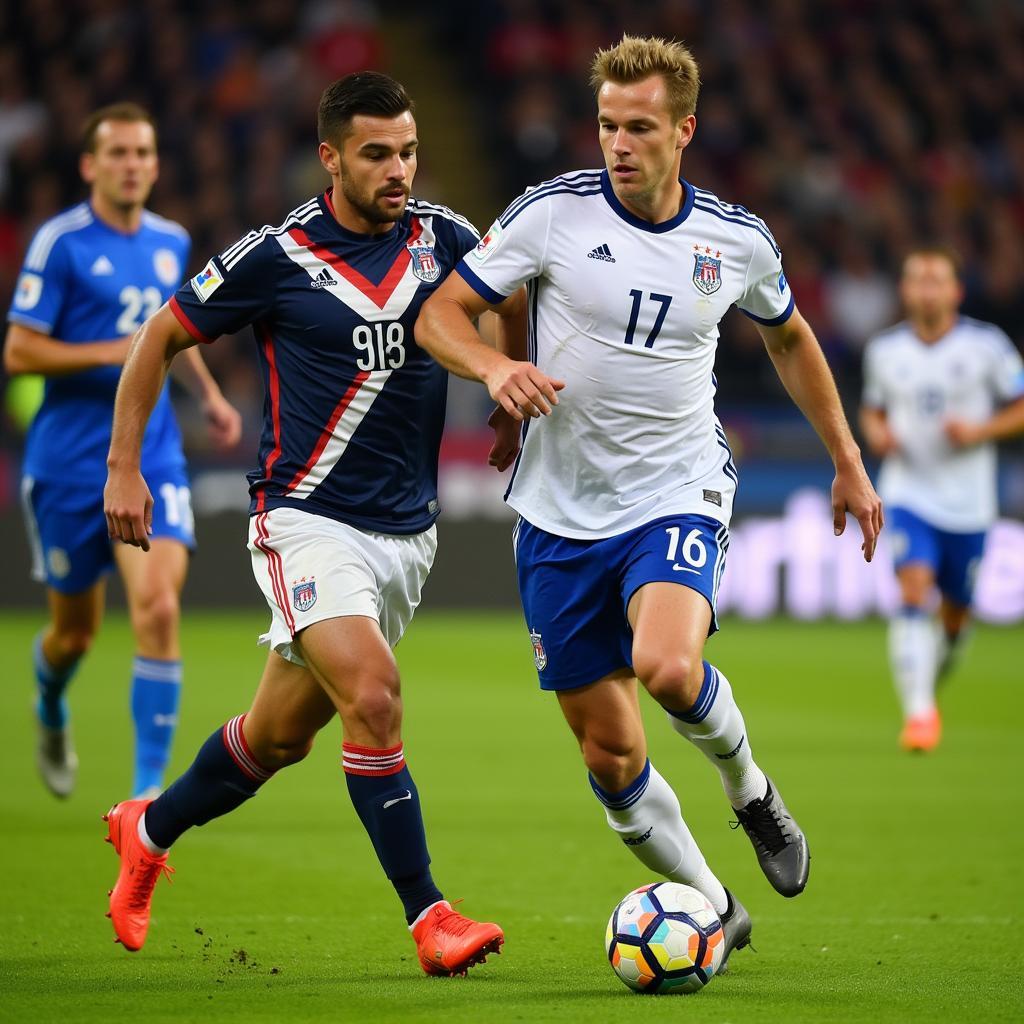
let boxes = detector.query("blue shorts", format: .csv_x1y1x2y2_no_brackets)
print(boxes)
514,513,728,691
21,469,196,594
887,506,986,608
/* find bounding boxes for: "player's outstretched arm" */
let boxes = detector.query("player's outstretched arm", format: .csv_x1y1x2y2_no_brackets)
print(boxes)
170,348,243,451
3,322,132,376
760,309,884,561
104,304,195,551
859,405,899,458
946,395,1024,447
416,274,564,421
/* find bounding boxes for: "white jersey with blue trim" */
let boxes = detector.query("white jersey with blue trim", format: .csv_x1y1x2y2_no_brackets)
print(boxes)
457,169,794,539
862,317,1024,532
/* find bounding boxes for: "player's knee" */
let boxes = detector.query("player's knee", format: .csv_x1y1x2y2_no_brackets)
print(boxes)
52,626,95,661
635,652,703,709
343,674,403,743
131,588,181,647
254,732,315,771
581,733,643,792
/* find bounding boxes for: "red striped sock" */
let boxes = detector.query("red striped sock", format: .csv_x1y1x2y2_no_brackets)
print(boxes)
342,741,406,777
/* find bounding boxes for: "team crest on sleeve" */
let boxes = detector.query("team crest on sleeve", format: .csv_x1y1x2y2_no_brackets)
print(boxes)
407,240,441,283
692,245,723,295
292,577,317,613
469,220,503,264
529,629,547,671
154,248,181,287
190,260,224,302
14,272,43,310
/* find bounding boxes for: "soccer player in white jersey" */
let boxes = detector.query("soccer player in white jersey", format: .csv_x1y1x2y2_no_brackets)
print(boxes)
860,248,1024,752
417,35,882,965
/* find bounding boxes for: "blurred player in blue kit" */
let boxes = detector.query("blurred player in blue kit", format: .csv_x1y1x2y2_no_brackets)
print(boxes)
860,248,1024,752
418,36,883,966
4,103,241,800
102,73,511,975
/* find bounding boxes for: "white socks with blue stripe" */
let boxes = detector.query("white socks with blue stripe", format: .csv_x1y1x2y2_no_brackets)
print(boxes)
590,760,728,915
665,661,768,810
889,608,938,719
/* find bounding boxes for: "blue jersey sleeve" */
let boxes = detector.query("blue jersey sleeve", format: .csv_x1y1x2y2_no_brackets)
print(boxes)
7,232,71,335
169,238,275,343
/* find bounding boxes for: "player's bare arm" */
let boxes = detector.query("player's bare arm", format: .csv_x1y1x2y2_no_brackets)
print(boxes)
859,405,900,457
945,394,1024,447
104,304,196,550
759,308,883,560
3,322,132,376
416,274,564,421
477,289,530,470
168,347,243,450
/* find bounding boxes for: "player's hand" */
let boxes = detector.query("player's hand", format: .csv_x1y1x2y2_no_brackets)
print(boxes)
487,405,522,471
104,468,154,551
831,456,884,562
203,392,243,450
944,419,985,448
484,358,565,421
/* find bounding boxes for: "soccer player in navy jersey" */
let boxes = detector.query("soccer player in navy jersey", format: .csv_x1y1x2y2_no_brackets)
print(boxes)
418,36,883,968
101,72,513,975
4,103,241,801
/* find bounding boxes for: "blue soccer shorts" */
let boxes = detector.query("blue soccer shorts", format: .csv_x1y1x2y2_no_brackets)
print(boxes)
514,513,729,691
21,468,196,594
887,506,986,608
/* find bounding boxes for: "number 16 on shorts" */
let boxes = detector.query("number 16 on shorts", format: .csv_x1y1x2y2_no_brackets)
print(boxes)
622,514,729,633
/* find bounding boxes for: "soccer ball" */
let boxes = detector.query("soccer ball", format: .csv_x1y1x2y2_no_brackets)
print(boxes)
605,882,724,994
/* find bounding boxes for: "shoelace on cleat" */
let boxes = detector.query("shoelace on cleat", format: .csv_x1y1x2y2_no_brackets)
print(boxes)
434,910,478,939
731,796,791,856
126,859,174,910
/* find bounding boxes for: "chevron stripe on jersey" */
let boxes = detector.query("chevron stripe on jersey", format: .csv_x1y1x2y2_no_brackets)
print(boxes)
221,197,322,270
275,217,431,319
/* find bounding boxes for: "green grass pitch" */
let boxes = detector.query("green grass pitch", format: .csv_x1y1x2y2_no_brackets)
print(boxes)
0,611,1021,1023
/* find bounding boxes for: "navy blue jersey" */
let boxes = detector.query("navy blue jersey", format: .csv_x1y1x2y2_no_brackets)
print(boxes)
170,191,478,534
7,203,190,483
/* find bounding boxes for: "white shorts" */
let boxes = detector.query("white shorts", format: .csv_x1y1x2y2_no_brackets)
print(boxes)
248,508,437,666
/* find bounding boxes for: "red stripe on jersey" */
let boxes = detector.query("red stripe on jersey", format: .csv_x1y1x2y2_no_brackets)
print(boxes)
287,218,423,308
253,512,296,636
255,324,282,512
169,296,215,344
285,371,371,494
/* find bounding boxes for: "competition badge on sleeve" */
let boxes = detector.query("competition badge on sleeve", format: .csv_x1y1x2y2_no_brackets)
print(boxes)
408,240,441,283
190,260,224,302
469,220,503,265
692,246,722,296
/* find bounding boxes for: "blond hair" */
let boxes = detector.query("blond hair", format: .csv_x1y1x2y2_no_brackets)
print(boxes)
590,34,700,120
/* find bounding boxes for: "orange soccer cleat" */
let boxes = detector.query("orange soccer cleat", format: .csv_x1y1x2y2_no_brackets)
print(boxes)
411,900,504,977
900,709,942,753
102,798,173,951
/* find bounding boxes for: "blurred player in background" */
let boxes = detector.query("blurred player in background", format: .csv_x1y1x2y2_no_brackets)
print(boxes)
3,103,241,800
418,35,882,966
102,73,510,976
860,247,1024,752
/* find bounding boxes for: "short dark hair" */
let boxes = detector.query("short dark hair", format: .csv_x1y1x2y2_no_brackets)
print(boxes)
81,102,156,154
902,245,963,280
317,72,414,145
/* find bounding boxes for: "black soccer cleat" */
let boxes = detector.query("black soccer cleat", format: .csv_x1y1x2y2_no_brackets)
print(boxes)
718,888,752,973
733,778,809,897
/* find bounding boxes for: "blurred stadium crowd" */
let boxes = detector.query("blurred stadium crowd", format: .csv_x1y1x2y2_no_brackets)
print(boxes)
1,0,1022,451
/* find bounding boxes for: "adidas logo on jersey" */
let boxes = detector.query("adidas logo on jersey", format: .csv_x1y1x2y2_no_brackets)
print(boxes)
310,268,337,288
587,243,616,263
90,255,114,275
